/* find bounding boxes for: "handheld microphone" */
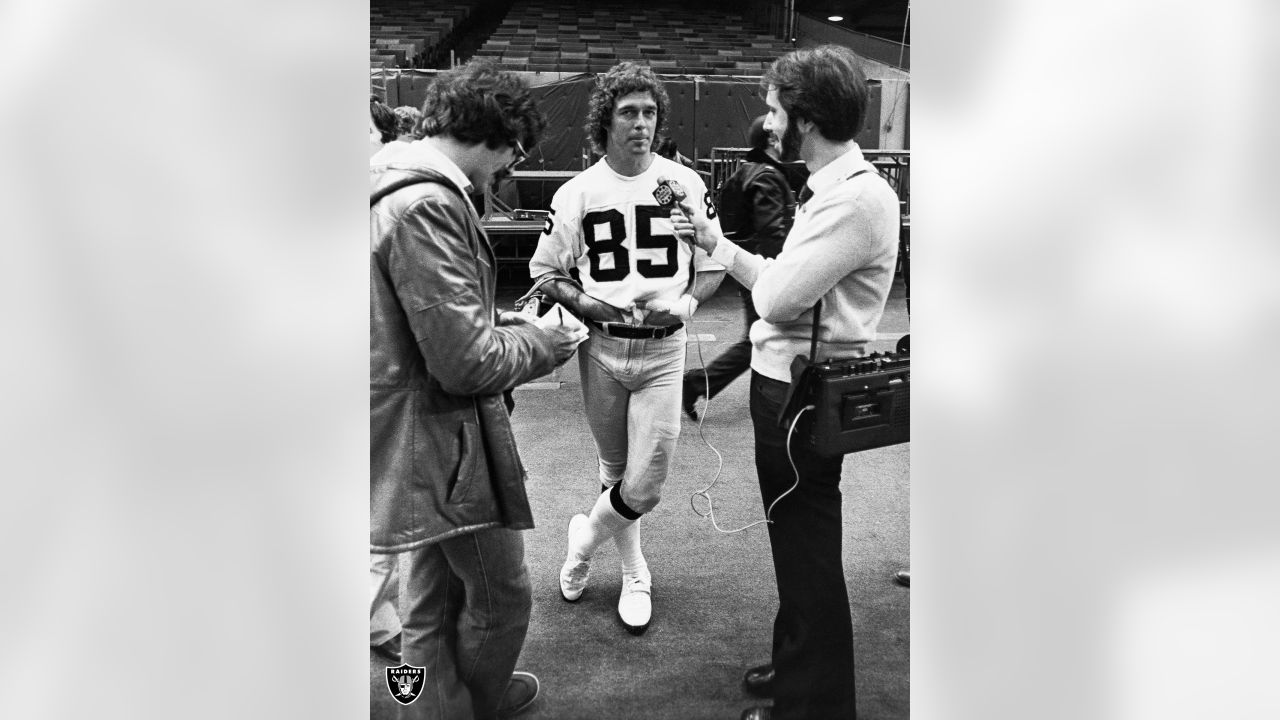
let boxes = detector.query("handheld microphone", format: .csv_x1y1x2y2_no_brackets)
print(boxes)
652,176,687,208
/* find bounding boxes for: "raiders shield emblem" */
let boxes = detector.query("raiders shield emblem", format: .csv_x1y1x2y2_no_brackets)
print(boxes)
385,664,425,705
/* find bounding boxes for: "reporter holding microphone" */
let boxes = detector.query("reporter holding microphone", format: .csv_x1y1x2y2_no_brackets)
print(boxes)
670,45,900,720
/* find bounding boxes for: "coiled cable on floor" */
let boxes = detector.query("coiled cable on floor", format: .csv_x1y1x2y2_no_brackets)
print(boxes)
686,347,810,534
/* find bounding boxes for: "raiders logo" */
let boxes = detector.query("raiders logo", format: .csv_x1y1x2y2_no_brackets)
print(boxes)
385,664,425,705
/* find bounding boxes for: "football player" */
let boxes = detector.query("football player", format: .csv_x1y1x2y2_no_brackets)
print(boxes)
530,62,724,634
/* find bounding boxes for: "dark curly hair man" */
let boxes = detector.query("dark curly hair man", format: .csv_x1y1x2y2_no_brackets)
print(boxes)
583,61,671,157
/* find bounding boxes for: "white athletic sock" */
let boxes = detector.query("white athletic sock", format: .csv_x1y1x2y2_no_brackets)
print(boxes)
575,487,632,560
614,518,647,576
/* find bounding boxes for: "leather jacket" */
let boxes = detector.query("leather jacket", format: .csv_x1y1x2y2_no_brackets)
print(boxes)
370,165,557,552
715,152,796,260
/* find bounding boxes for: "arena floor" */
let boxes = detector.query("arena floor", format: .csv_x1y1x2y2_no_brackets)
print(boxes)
371,275,911,719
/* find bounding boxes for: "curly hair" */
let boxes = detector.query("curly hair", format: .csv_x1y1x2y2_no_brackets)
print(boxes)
415,60,547,150
392,105,422,138
370,96,397,144
584,62,670,156
762,45,869,143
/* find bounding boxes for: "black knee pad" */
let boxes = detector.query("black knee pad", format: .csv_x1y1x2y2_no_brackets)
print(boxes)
608,483,643,520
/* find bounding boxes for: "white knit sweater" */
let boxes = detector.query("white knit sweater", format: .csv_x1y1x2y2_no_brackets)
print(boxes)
709,145,900,382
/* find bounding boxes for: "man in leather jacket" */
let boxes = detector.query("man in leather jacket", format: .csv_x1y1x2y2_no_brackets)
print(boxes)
682,115,796,418
370,61,580,720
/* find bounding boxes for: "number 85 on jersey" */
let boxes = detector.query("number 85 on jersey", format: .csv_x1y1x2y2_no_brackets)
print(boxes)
539,201,715,285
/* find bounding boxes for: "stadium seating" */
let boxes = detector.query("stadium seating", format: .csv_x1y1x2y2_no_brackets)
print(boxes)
370,0,477,69
469,0,793,75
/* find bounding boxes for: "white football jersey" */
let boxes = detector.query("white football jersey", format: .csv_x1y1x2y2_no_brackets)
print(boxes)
529,155,722,312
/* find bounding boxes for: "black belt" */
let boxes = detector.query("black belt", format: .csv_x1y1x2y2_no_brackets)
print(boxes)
585,319,683,339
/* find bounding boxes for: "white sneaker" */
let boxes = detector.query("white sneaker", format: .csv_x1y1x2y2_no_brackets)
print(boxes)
559,513,591,602
617,567,652,635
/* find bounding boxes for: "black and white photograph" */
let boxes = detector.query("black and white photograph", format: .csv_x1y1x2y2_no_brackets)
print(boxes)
6,1,1280,719
368,2,910,718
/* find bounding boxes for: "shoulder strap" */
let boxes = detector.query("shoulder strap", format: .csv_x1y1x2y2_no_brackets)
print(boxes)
809,299,822,362
371,169,493,276
369,170,463,208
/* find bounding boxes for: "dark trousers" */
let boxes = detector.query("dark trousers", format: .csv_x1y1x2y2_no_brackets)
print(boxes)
398,528,531,720
750,371,858,720
685,285,759,401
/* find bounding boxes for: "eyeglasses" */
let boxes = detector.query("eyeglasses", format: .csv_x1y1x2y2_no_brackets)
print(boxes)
507,138,528,169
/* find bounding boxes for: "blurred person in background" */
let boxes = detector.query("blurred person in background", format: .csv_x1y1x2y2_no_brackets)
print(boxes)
370,95,397,157
653,134,696,169
393,105,423,143
369,551,403,664
370,60,580,720
671,45,899,720
369,94,408,667
682,114,795,420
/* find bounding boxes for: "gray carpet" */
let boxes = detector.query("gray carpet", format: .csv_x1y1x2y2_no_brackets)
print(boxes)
372,278,910,719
